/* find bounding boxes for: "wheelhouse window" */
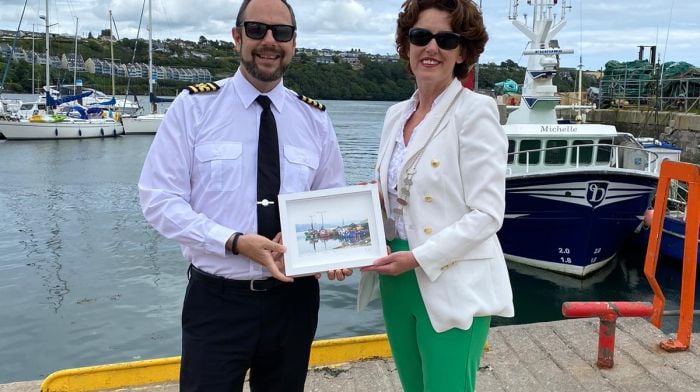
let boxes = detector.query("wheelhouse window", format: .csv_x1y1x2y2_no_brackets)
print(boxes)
545,140,568,164
518,140,542,165
597,138,613,163
571,140,594,165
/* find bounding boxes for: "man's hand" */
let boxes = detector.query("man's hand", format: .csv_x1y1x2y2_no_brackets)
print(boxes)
236,233,293,282
361,251,418,276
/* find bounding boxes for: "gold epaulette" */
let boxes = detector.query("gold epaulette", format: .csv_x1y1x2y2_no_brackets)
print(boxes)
296,93,326,111
184,82,220,94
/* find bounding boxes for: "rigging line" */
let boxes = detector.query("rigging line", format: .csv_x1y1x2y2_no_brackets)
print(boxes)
123,0,147,105
659,0,675,109
0,0,30,96
661,0,674,66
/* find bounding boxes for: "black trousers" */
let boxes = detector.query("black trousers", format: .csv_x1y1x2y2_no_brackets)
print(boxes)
180,269,319,392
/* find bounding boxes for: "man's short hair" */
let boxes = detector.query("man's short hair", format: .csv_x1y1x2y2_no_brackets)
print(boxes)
235,0,297,28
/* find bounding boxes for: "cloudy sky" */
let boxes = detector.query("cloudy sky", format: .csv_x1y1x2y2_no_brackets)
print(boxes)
1,0,698,70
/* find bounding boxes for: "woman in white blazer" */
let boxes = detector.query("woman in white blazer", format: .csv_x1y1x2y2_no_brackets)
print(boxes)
359,1,514,391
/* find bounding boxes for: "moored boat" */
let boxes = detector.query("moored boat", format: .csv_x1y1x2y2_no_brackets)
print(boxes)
121,113,163,135
497,0,659,277
0,117,123,140
0,0,124,141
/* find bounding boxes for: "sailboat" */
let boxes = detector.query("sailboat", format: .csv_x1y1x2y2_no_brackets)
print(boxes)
0,0,124,140
495,0,659,277
122,0,167,135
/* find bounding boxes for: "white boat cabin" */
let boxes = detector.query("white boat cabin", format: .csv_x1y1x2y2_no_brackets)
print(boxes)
504,124,658,175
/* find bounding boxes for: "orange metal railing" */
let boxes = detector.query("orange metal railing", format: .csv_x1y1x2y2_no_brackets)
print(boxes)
644,160,700,352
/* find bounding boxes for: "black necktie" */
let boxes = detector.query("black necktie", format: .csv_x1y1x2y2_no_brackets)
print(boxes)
255,95,281,240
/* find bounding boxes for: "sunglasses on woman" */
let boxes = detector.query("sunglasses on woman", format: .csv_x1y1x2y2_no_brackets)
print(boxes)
241,21,296,42
408,27,463,50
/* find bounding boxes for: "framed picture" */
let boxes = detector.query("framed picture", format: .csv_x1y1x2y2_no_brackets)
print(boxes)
278,184,387,277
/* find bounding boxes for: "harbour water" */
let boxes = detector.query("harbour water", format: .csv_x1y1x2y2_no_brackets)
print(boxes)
0,99,697,384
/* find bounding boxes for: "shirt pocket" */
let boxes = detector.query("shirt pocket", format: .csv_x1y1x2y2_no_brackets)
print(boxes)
282,144,319,192
194,142,243,191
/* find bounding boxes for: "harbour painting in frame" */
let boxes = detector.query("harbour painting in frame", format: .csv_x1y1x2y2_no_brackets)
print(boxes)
278,184,387,276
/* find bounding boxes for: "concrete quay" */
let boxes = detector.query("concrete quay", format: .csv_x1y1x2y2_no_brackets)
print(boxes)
3,317,699,391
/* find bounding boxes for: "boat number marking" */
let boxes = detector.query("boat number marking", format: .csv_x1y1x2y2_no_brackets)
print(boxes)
590,257,598,264
593,248,601,254
560,257,572,264
558,248,571,254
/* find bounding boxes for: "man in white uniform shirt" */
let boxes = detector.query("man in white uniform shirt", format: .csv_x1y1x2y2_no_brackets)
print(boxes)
138,1,347,391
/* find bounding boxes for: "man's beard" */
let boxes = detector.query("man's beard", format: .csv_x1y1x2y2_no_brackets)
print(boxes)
240,46,289,82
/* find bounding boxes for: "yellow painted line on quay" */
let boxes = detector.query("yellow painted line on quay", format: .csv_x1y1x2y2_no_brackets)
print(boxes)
41,334,391,392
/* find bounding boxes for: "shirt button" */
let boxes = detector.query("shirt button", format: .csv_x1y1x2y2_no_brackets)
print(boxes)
430,159,440,168
423,227,432,235
424,195,433,203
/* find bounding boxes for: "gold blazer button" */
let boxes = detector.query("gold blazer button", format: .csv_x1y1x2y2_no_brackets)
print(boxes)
424,195,433,202
423,227,433,235
430,159,440,168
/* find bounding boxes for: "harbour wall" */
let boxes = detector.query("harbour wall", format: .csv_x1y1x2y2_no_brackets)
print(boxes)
587,110,700,163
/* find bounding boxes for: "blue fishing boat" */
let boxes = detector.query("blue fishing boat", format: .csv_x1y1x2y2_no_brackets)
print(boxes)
497,0,659,277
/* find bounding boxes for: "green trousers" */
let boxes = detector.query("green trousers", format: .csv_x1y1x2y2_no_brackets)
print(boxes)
379,239,490,392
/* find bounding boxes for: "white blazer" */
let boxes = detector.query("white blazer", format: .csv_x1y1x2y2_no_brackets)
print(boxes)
358,78,514,332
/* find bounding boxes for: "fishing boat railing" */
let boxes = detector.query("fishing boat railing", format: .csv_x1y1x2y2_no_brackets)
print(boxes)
507,143,659,175
644,160,699,352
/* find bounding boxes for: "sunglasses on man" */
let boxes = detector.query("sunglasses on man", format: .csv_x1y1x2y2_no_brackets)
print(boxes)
241,21,296,43
408,27,463,50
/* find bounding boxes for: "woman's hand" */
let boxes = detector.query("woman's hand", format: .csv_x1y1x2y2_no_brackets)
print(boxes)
361,251,418,276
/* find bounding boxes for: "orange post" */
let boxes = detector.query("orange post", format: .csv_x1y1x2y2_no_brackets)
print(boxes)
643,160,700,352
562,301,653,368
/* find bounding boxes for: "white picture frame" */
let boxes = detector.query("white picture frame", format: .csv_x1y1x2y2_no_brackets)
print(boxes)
278,184,387,277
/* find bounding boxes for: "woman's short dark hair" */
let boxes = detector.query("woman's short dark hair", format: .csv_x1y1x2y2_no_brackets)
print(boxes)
396,0,488,79
235,0,297,28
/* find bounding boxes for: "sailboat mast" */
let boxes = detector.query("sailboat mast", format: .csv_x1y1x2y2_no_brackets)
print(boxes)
44,0,49,92
148,0,156,114
109,9,116,98
31,23,35,95
73,17,78,94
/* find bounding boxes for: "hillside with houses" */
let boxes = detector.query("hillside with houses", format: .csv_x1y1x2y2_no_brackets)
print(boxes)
0,28,591,100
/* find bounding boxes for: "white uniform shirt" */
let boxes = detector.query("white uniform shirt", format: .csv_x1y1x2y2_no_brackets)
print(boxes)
139,70,345,279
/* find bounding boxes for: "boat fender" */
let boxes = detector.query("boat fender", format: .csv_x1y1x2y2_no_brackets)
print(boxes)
113,129,117,137
54,128,58,136
296,93,326,111
100,128,104,136
78,129,82,137
184,82,220,94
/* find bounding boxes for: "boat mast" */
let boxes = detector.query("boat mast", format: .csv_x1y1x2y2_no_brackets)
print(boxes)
109,10,116,99
31,23,35,95
506,0,573,125
73,17,78,94
148,0,156,114
44,0,49,95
